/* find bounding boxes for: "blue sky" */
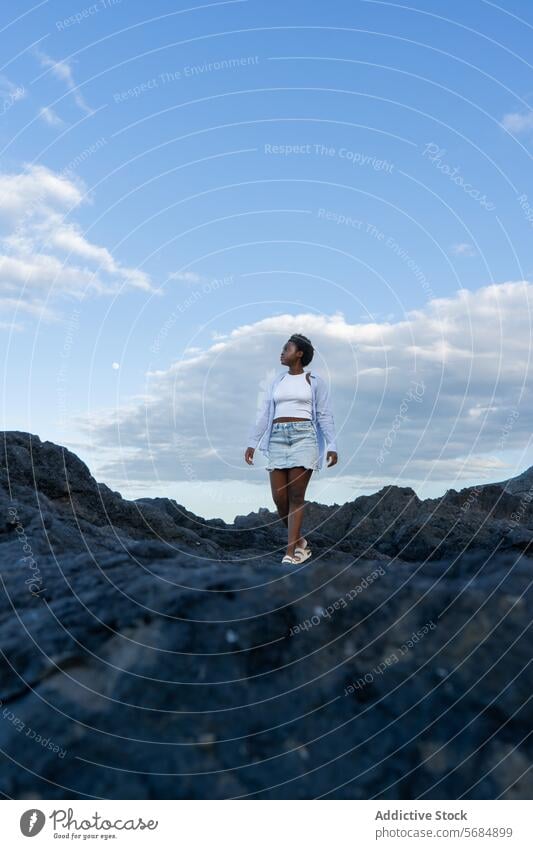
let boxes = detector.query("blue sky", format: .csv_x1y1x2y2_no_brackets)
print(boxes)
2,0,533,520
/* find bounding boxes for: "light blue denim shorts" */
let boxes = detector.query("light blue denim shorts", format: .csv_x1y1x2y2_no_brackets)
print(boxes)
265,420,319,471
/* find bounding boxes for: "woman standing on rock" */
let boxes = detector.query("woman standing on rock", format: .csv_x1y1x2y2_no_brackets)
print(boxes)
244,333,338,565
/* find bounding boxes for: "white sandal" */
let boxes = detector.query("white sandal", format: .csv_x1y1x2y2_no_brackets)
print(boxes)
281,554,300,565
294,547,312,564
294,538,312,562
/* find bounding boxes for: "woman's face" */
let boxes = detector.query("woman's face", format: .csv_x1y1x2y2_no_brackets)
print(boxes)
280,340,300,365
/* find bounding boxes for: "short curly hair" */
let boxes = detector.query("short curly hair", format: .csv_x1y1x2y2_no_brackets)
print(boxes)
289,333,314,367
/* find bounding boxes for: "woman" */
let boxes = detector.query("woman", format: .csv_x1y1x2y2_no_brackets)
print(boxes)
244,333,338,565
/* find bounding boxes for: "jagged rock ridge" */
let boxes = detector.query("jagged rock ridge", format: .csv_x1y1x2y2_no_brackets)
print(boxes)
0,432,531,799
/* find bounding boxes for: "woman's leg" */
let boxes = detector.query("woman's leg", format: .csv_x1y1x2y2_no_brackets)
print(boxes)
269,468,290,531
286,467,313,556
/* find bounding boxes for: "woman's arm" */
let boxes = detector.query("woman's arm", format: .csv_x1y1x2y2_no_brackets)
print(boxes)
315,375,337,453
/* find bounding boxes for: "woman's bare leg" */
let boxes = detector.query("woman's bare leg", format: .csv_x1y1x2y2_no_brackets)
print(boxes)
269,468,290,532
286,467,313,556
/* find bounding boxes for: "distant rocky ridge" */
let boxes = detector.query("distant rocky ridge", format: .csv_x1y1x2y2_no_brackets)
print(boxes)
0,431,531,799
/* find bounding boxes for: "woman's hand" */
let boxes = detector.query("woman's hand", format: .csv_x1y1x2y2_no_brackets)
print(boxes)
244,447,255,465
326,451,338,467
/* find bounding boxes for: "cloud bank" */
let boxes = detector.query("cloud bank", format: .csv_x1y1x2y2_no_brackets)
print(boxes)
79,280,533,496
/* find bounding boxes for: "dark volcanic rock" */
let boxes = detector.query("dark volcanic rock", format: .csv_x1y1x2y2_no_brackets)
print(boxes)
0,432,532,800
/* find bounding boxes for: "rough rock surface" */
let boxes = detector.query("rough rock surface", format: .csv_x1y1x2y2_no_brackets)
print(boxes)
0,432,531,799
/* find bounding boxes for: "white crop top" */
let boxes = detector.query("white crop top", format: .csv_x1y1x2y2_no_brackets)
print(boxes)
273,371,312,419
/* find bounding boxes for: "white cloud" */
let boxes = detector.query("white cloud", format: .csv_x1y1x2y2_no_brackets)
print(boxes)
451,242,477,257
47,222,153,290
0,164,83,218
34,49,93,115
38,106,65,127
0,164,157,327
79,281,533,505
501,109,533,134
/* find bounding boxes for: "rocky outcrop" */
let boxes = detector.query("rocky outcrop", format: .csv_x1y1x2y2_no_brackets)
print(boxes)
0,432,531,799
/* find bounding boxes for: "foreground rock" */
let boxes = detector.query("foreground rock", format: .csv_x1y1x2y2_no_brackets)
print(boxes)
0,432,531,799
